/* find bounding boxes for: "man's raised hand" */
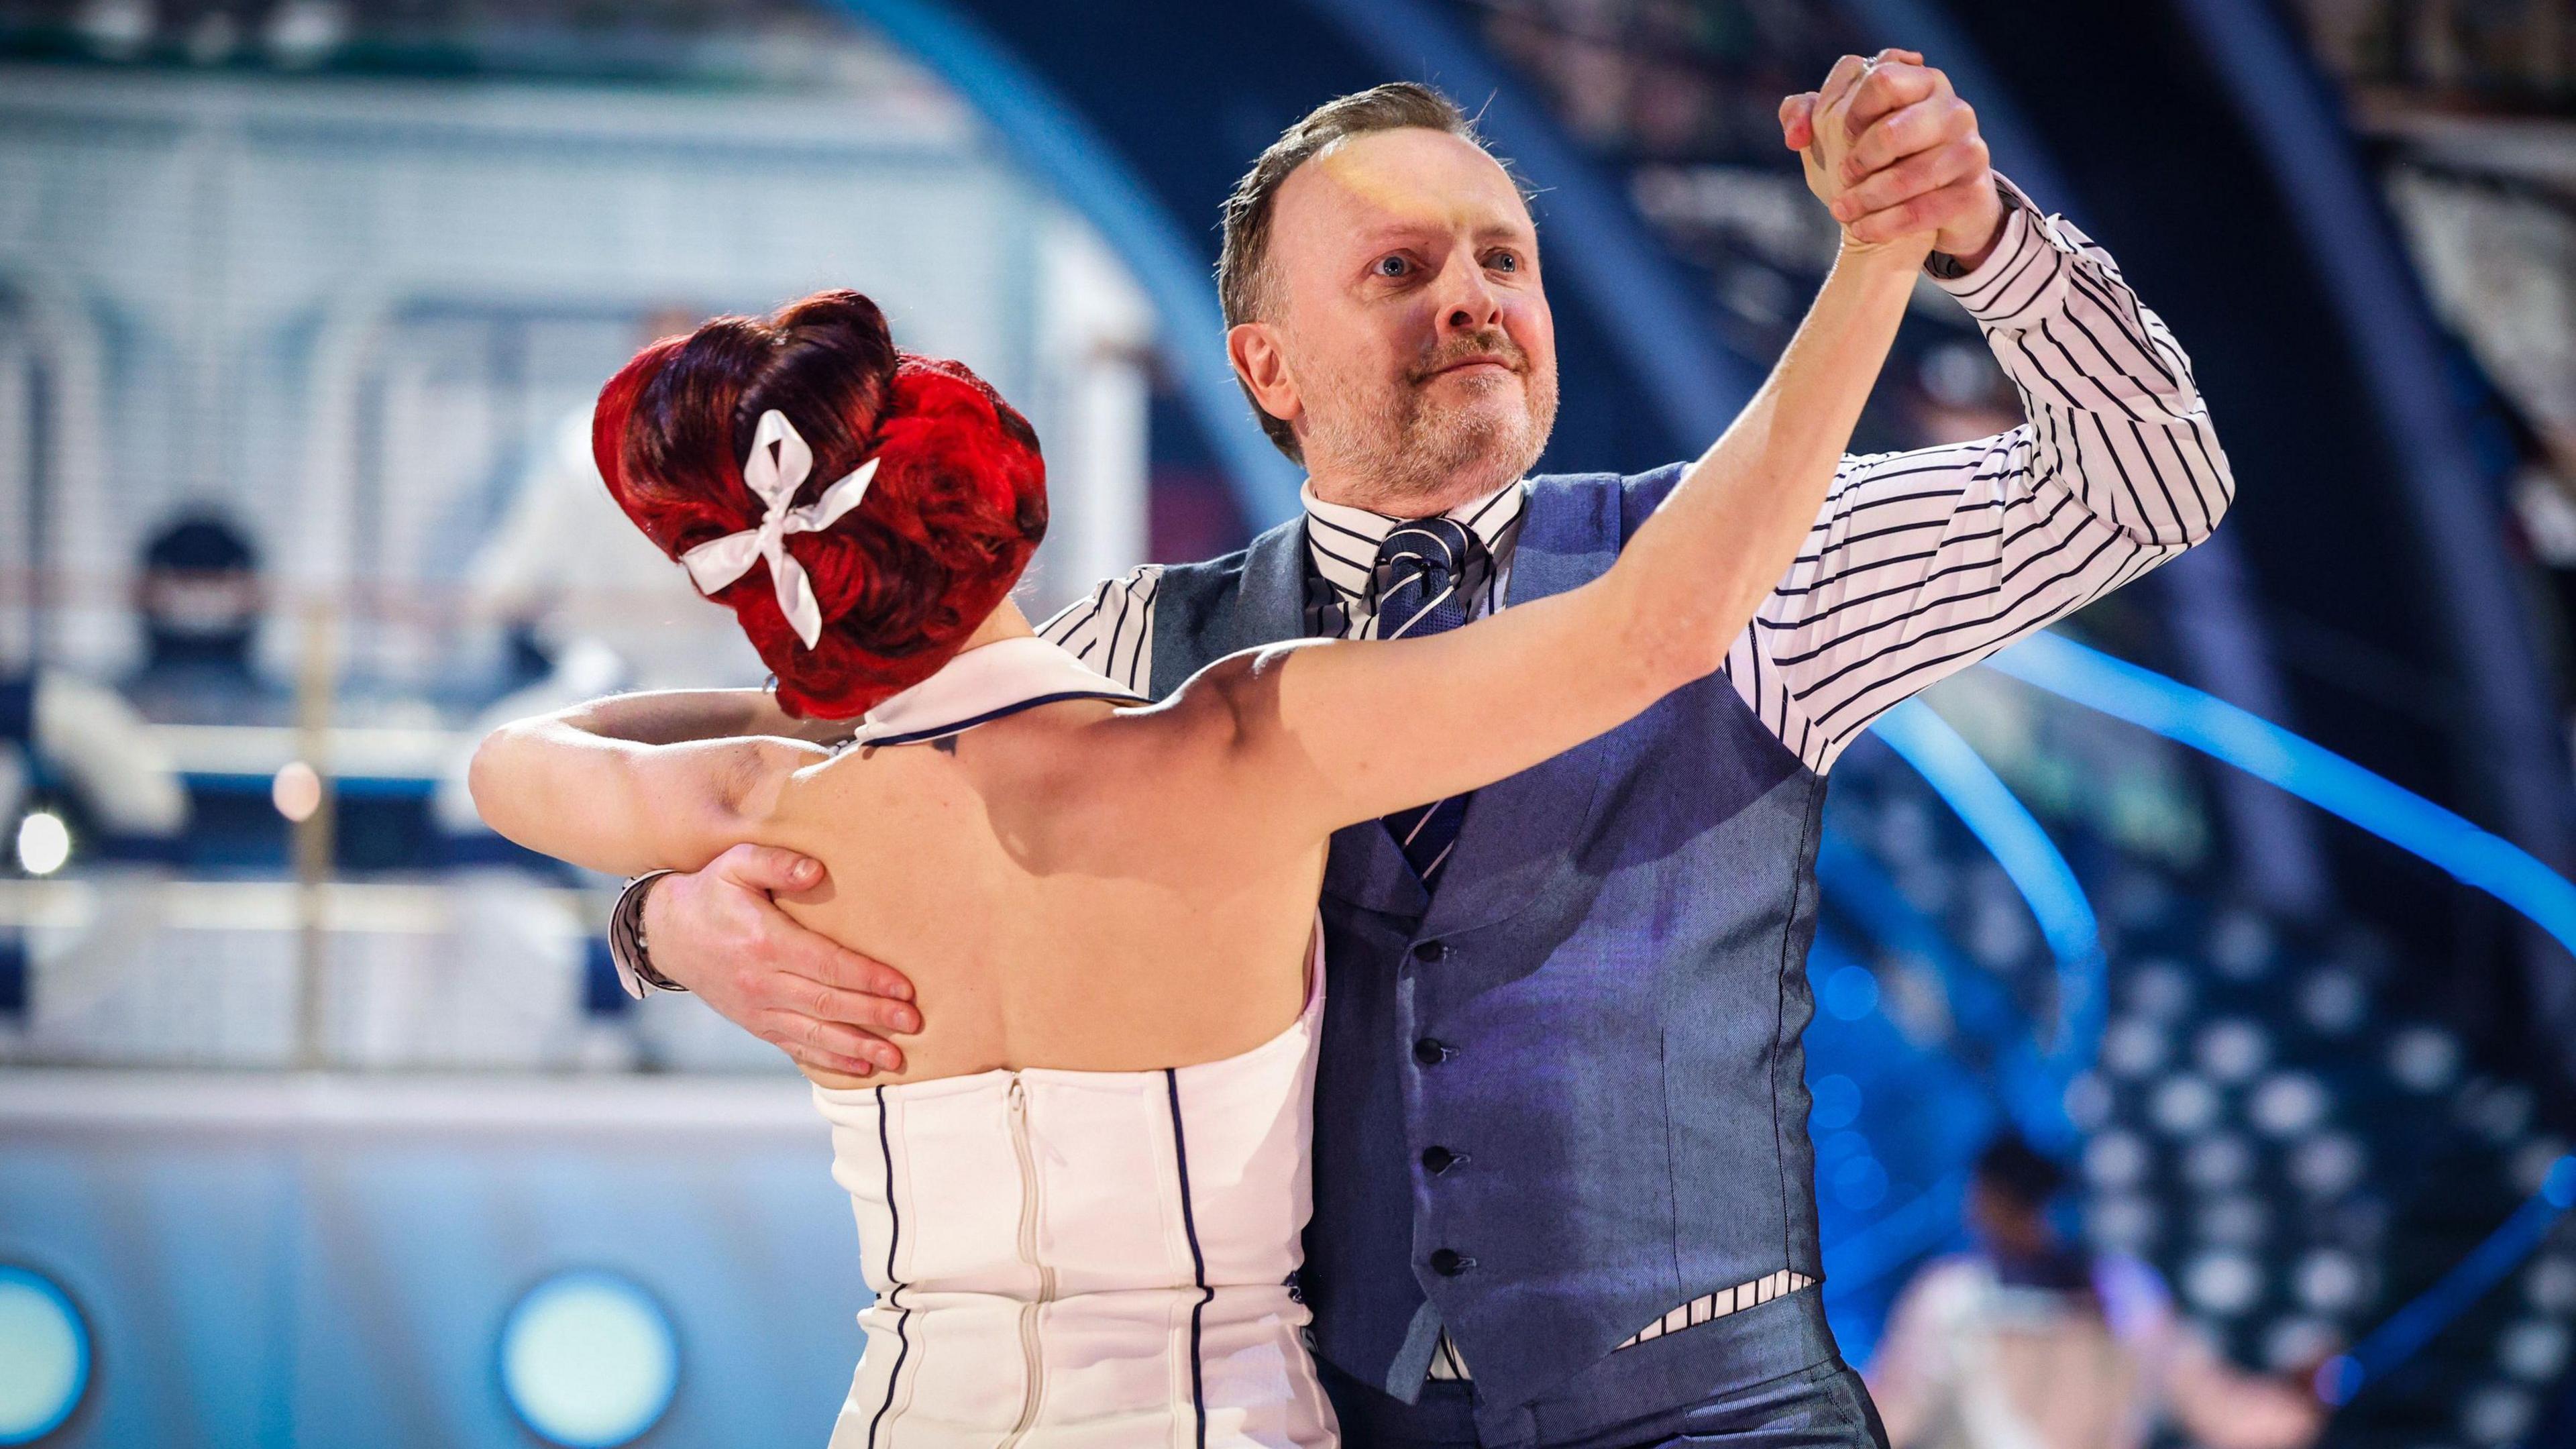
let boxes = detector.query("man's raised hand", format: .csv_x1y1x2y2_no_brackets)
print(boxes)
639,843,920,1077
1780,48,2006,266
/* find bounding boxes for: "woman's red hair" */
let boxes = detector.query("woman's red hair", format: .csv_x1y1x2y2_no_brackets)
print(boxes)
593,290,1046,718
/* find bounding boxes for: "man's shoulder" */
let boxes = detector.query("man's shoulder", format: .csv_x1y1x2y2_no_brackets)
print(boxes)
1525,464,1691,543
1527,463,1688,492
1153,513,1301,600
1157,537,1264,587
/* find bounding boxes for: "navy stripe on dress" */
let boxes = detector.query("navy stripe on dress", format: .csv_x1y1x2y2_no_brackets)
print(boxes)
1164,1069,1212,1449
856,690,1148,749
866,1085,912,1449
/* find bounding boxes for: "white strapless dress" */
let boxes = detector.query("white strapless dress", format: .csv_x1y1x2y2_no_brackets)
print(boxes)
812,933,1338,1449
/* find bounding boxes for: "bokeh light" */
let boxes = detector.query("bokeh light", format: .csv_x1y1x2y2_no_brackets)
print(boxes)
12,812,68,877
498,1271,678,1448
271,761,322,823
0,1266,91,1445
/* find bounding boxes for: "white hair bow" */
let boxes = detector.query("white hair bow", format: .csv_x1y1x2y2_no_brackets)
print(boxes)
678,409,880,649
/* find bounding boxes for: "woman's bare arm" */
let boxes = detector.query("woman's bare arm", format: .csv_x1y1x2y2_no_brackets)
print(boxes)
468,689,828,876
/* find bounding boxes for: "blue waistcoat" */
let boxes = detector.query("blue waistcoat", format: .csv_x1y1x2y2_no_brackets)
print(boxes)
1151,468,1842,1445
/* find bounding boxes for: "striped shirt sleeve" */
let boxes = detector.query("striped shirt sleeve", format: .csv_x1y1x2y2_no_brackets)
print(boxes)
1727,175,2235,774
1037,564,1163,696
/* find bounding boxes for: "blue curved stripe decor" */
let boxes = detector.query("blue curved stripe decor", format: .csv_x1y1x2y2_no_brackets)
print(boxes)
2319,1154,2576,1403
1986,630,2576,1389
1870,698,2106,1075
1816,831,2070,1151
1987,631,2576,958
2165,0,2575,883
819,0,1307,526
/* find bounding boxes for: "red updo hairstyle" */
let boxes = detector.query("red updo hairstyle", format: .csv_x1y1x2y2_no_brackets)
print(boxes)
594,290,1046,718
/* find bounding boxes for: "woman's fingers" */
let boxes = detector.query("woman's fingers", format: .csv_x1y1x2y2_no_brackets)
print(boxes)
1778,91,1819,151
1814,53,1874,126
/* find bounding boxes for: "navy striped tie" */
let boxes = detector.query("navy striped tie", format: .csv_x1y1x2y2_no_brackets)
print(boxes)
1372,518,1488,889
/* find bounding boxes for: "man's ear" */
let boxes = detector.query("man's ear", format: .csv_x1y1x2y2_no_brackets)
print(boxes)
1227,321,1302,431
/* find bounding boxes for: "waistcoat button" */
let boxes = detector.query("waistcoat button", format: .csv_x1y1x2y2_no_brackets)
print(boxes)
1413,1037,1450,1066
1411,940,1448,964
1430,1248,1474,1277
1421,1146,1460,1174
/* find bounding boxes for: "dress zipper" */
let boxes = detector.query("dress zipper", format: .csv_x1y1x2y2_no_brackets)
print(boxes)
999,1074,1056,1448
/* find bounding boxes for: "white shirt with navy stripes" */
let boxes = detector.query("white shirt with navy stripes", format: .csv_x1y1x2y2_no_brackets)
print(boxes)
1042,174,2230,778
1038,175,2229,1374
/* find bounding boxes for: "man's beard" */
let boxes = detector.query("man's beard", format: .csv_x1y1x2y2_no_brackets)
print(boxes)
1298,328,1559,513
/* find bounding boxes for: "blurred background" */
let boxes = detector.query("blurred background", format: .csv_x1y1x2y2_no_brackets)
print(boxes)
0,1,2573,1445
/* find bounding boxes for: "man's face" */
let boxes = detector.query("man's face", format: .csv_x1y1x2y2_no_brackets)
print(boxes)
1234,127,1559,513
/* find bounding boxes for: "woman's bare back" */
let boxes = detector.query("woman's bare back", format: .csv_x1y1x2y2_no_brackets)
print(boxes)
761,695,1328,1089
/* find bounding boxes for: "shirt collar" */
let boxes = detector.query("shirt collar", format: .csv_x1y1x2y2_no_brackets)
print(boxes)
1299,478,1528,606
845,635,1143,749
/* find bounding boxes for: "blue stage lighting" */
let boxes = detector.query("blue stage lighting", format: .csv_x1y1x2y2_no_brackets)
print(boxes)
1870,700,2106,1079
498,1271,679,1448
0,1265,89,1445
1987,631,2576,957
1810,1073,1862,1132
1821,963,1881,1022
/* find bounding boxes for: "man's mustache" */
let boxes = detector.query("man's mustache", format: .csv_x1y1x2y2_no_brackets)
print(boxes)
1409,331,1529,384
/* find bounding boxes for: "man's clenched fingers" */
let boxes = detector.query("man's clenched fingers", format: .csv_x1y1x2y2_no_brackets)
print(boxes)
711,841,824,894
1843,95,1976,183
1845,60,1949,136
1835,136,1988,222
811,945,915,1004
1846,176,1988,244
788,1045,876,1078
792,978,921,1037
771,1012,904,1074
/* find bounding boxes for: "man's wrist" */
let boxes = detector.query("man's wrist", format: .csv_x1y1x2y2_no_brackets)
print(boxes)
1925,177,2019,280
608,870,686,997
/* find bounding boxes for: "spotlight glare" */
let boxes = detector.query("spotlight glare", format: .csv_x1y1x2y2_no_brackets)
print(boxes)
13,812,68,877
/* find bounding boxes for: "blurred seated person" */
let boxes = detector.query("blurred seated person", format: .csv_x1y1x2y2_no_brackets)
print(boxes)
0,670,188,851
442,347,767,836
1867,1134,2325,1449
121,511,287,724
464,311,766,703
437,358,762,835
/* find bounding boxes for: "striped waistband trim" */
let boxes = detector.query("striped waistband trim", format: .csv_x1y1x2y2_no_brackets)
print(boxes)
1424,1269,1817,1382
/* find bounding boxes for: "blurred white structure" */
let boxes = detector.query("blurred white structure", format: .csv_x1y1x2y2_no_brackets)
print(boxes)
0,53,1153,699
0,42,1155,1069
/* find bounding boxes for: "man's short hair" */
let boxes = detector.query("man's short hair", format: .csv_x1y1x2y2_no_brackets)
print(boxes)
1216,82,1512,462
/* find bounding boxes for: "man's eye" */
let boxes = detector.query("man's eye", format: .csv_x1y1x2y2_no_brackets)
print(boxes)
1374,256,1410,278
1488,252,1520,273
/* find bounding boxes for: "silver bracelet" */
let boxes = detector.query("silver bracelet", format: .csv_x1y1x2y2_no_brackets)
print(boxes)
608,870,686,998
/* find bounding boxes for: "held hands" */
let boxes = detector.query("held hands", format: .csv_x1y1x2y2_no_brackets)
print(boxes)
1780,48,2004,268
641,844,920,1077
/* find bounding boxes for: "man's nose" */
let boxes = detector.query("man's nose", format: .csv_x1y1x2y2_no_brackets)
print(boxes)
1434,259,1503,333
